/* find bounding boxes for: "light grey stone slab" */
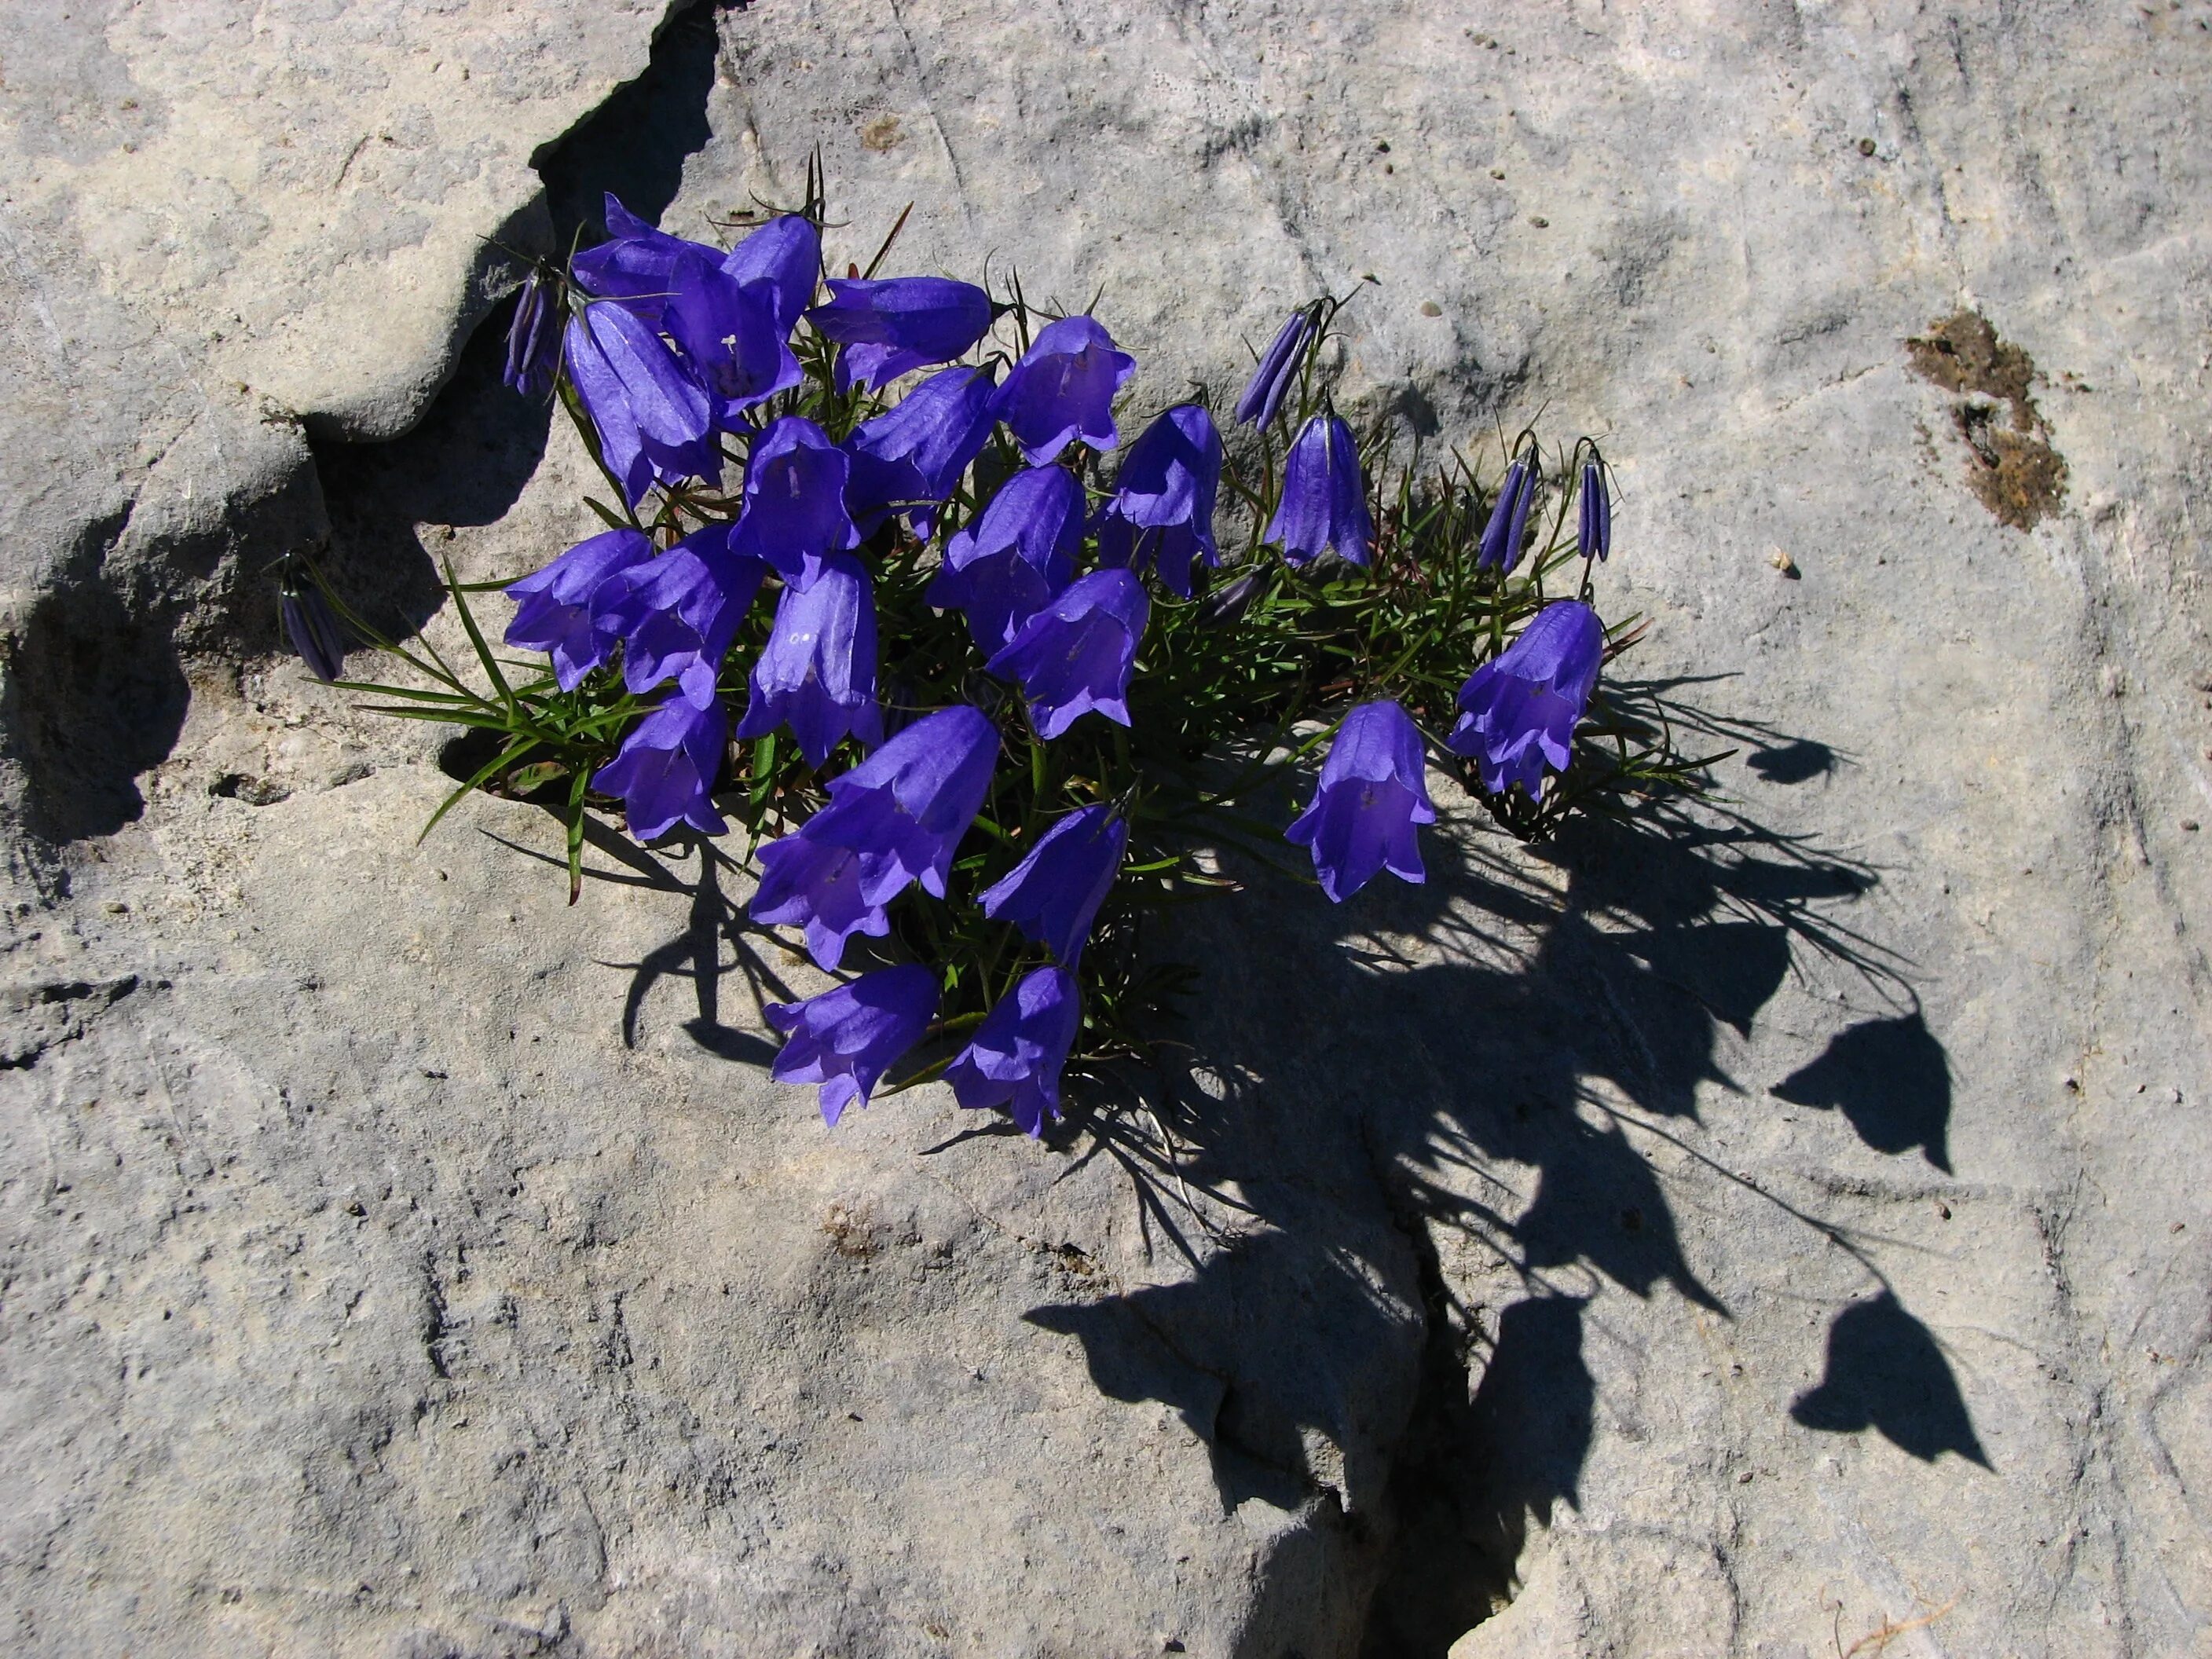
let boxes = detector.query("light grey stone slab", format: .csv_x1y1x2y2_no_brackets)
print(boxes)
2,2,2209,1655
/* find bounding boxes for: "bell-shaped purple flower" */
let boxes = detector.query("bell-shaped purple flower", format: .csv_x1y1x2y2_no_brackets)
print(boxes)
564,304,720,507
592,525,766,708
1445,600,1606,797
990,315,1137,464
946,965,1082,1137
766,963,939,1126
809,276,994,394
663,246,800,425
1234,306,1315,429
1578,459,1612,562
730,416,860,590
984,569,1148,741
749,705,1000,969
1284,699,1436,903
1266,414,1372,567
502,269,561,397
1094,404,1224,598
591,690,730,843
569,194,723,327
844,364,999,538
1478,452,1538,573
720,214,819,335
979,804,1127,966
734,550,884,767
504,527,654,689
926,465,1083,652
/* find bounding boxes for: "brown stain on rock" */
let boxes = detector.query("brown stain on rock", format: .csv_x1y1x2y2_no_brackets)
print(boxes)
1906,310,2067,530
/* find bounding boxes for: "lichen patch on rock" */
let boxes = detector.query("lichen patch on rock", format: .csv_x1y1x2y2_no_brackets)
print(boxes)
1906,309,2068,529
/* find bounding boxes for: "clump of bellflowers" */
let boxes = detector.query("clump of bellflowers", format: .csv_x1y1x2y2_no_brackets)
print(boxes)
330,180,1705,1137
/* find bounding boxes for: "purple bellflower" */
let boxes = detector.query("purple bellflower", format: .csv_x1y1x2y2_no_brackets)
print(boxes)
734,550,884,767
979,804,1127,966
766,963,939,1126
1478,451,1538,573
843,364,999,538
990,315,1137,464
720,214,820,335
663,246,800,424
504,527,654,690
564,304,720,507
1445,600,1606,797
1578,459,1612,562
1266,413,1372,567
984,568,1148,741
1094,404,1224,598
502,269,561,397
591,690,730,843
749,705,1000,969
1234,305,1315,429
568,194,721,326
729,416,860,590
926,465,1083,652
945,965,1082,1137
592,525,765,708
1284,699,1436,903
808,276,994,394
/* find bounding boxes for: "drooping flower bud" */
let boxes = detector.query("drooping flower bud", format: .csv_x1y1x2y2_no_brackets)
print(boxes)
926,465,1084,653
767,963,940,1126
1284,699,1436,903
501,269,561,397
1477,452,1538,573
1196,568,1264,627
979,804,1127,967
1233,305,1315,429
591,690,730,842
563,304,720,507
844,364,1000,539
1094,404,1223,598
734,550,884,767
989,315,1137,464
1445,600,1605,797
280,570,348,684
1266,413,1372,568
504,527,654,690
984,569,1148,741
1577,458,1612,562
808,276,994,394
750,705,1000,969
946,965,1082,1137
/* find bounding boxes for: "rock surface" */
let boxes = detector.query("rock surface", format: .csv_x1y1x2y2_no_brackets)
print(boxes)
4,2,2211,1657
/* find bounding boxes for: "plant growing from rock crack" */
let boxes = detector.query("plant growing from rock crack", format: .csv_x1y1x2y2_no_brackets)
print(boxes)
310,174,1710,1134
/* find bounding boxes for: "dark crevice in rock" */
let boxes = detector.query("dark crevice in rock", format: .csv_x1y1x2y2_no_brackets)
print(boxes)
312,291,558,654
533,0,726,247
1356,1214,1513,1658
0,2,727,858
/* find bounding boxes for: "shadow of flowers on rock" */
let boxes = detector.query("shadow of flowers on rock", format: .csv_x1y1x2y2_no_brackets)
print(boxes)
1773,1010,1953,1170
1791,1290,1989,1465
554,698,1983,1657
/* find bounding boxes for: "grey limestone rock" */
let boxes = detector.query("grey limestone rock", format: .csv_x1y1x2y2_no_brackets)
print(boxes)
3,2,2211,1656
